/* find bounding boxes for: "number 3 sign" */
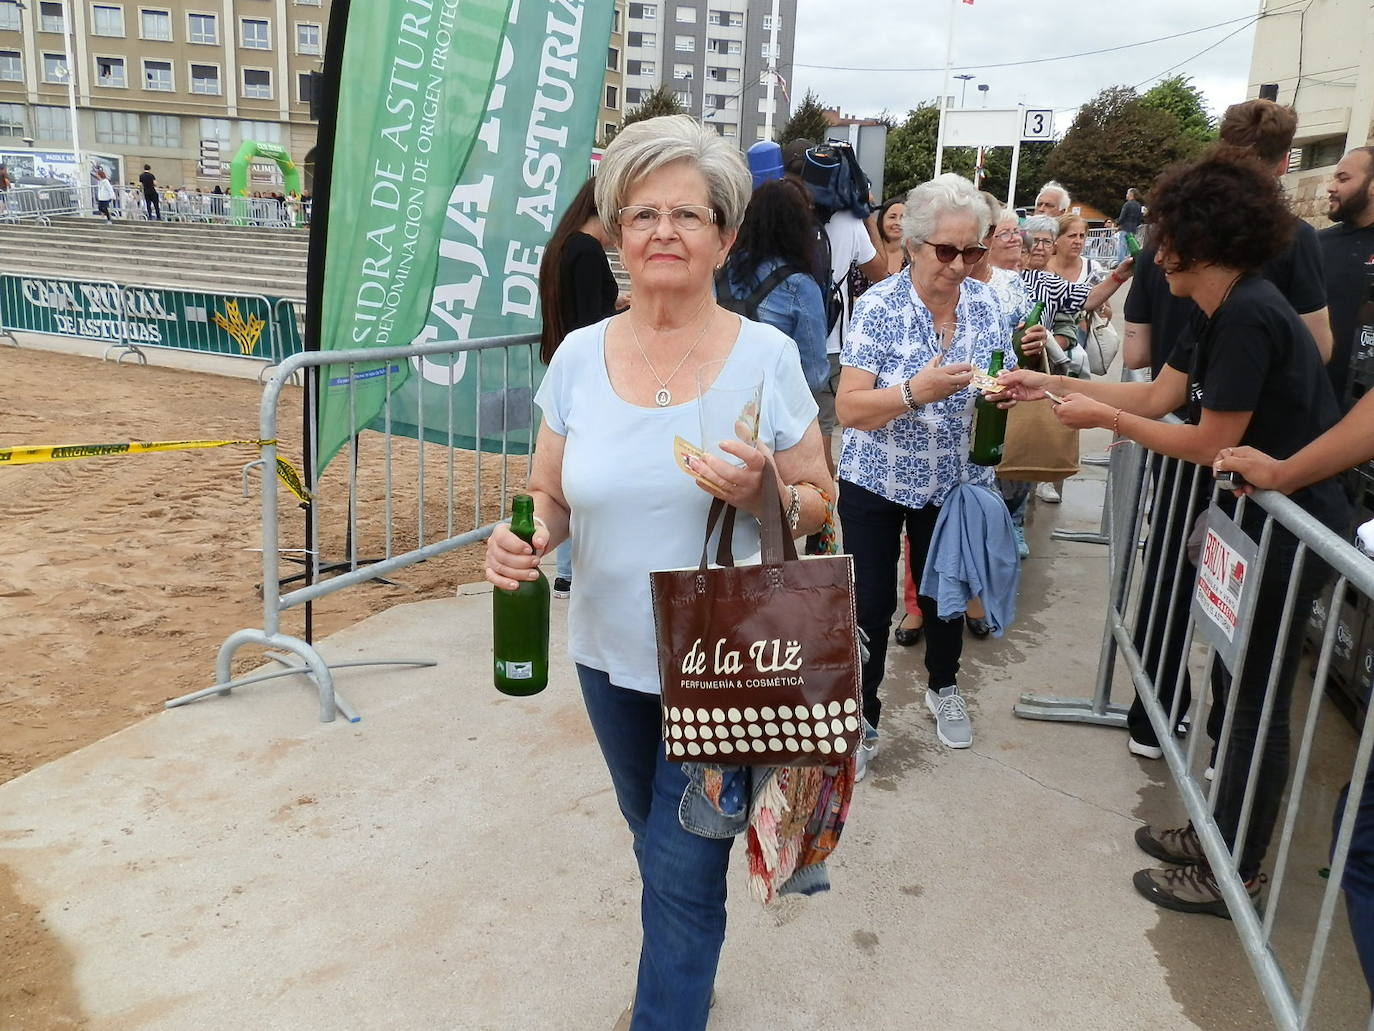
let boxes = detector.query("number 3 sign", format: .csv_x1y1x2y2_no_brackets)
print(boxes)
1022,109,1053,141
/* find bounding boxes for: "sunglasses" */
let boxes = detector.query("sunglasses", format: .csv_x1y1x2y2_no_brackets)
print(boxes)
923,241,988,264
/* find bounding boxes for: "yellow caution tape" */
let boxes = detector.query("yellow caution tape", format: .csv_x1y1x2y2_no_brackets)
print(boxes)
0,439,311,504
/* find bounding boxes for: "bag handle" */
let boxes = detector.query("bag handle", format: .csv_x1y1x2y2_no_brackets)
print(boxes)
698,459,798,570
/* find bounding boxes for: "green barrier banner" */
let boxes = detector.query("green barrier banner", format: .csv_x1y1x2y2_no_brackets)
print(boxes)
0,274,297,360
338,1,613,462
313,0,513,477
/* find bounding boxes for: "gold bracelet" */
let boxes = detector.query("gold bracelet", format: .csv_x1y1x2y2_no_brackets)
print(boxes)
1113,409,1123,436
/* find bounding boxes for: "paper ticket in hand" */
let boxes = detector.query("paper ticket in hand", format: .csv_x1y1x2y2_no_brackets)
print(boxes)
971,372,1005,395
673,435,710,482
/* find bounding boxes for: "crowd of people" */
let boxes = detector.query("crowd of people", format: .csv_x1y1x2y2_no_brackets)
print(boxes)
483,103,1374,1028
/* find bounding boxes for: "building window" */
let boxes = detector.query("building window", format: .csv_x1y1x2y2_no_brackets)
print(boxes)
95,55,127,87
0,51,21,82
628,2,656,18
606,46,619,71
603,121,617,140
91,4,124,36
762,13,782,29
673,89,689,105
627,31,655,47
720,122,737,137
760,41,777,59
674,34,694,51
709,9,742,27
625,87,644,105
239,120,281,143
297,71,316,104
190,62,220,94
140,8,171,40
242,67,271,99
42,53,67,82
0,103,23,137
35,105,71,141
604,84,618,109
199,116,230,142
1297,135,1348,170
727,39,741,54
755,125,768,140
0,3,18,30
39,2,65,33
675,5,696,21
240,18,269,49
187,12,217,44
148,112,180,147
295,22,320,55
142,58,171,90
94,109,139,144
672,62,692,79
626,59,654,76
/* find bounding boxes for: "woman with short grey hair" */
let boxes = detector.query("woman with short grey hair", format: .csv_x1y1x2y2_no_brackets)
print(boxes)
1020,214,1132,326
834,173,1037,763
486,114,832,1031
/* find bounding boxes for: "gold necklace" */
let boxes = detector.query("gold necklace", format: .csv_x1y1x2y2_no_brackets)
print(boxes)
627,295,714,407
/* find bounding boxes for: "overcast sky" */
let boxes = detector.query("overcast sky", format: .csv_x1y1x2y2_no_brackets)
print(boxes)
790,0,1267,134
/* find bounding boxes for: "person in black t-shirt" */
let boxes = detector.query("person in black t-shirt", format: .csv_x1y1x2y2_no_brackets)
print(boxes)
536,177,624,599
138,164,160,220
1002,149,1349,917
1319,146,1374,403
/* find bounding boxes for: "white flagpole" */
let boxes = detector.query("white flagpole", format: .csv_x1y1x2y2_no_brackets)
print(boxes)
931,0,959,177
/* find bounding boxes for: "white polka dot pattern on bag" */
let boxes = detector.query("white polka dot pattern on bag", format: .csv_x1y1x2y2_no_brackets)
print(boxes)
663,697,859,759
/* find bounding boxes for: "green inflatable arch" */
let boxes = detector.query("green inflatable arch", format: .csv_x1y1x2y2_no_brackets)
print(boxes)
228,140,301,223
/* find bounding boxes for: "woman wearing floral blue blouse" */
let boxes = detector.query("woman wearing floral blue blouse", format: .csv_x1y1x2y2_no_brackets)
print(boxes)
836,174,1041,769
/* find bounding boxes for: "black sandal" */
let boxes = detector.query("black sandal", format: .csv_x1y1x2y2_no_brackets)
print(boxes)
966,616,992,638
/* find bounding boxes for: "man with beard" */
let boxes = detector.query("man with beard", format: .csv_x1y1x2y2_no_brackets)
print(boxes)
1320,147,1374,404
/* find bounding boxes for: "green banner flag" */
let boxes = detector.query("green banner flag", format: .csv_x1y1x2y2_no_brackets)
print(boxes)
365,0,615,455
315,0,512,477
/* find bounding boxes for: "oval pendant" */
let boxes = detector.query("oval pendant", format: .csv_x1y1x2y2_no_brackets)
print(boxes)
655,388,671,407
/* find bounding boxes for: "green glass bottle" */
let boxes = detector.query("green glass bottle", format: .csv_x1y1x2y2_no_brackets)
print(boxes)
493,494,550,696
1125,232,1143,259
969,349,1008,467
1010,302,1045,365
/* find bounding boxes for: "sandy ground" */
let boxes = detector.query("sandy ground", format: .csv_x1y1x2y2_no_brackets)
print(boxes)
1,345,514,1029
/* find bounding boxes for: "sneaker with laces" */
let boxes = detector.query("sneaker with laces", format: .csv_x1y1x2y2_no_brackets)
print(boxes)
1036,482,1062,504
1013,525,1029,559
926,686,972,748
1128,736,1163,760
1134,823,1206,865
1133,864,1264,918
855,720,879,781
552,577,572,599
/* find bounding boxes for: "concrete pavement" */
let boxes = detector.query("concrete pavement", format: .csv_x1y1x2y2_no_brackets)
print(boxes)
1,432,1367,1029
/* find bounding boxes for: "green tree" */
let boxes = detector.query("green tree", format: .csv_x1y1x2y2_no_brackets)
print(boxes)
1043,85,1201,216
621,84,686,128
776,89,832,147
1140,75,1215,145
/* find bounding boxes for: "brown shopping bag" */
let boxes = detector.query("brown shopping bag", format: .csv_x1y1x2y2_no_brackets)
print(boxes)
997,347,1080,483
649,462,862,766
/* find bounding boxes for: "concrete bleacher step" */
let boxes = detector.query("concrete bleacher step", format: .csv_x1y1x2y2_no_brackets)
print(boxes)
0,216,307,297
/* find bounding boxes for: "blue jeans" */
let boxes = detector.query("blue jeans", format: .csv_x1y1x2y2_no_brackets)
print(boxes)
556,538,572,582
1333,763,1374,1005
577,665,732,1031
998,479,1031,528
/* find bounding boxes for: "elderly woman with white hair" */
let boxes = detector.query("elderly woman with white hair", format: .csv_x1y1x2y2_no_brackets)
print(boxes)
835,173,1015,761
485,115,832,1031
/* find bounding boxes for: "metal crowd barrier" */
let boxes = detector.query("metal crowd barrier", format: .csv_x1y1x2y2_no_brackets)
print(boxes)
0,273,304,367
0,184,304,227
1019,433,1374,1028
1084,227,1119,265
166,332,540,722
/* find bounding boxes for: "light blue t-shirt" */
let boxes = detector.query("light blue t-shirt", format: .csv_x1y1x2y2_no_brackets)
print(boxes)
535,314,818,695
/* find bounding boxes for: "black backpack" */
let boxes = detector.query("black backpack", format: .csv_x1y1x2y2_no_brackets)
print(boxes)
801,140,873,222
715,263,805,323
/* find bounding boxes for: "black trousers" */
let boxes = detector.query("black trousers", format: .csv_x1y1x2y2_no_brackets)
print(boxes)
838,479,964,729
143,191,160,219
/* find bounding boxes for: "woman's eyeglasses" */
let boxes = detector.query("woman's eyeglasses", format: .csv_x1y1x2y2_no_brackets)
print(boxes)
924,241,988,264
991,228,1022,242
616,205,717,232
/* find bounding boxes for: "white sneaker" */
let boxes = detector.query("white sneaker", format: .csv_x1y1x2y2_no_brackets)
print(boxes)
926,687,972,749
855,720,879,781
1036,482,1062,504
1204,765,1215,782
1128,737,1164,760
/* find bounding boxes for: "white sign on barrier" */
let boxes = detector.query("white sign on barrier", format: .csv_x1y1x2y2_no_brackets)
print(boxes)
1190,504,1261,669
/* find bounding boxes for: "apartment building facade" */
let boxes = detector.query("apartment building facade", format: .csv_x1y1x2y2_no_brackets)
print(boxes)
0,0,327,189
1246,0,1374,223
613,0,797,146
